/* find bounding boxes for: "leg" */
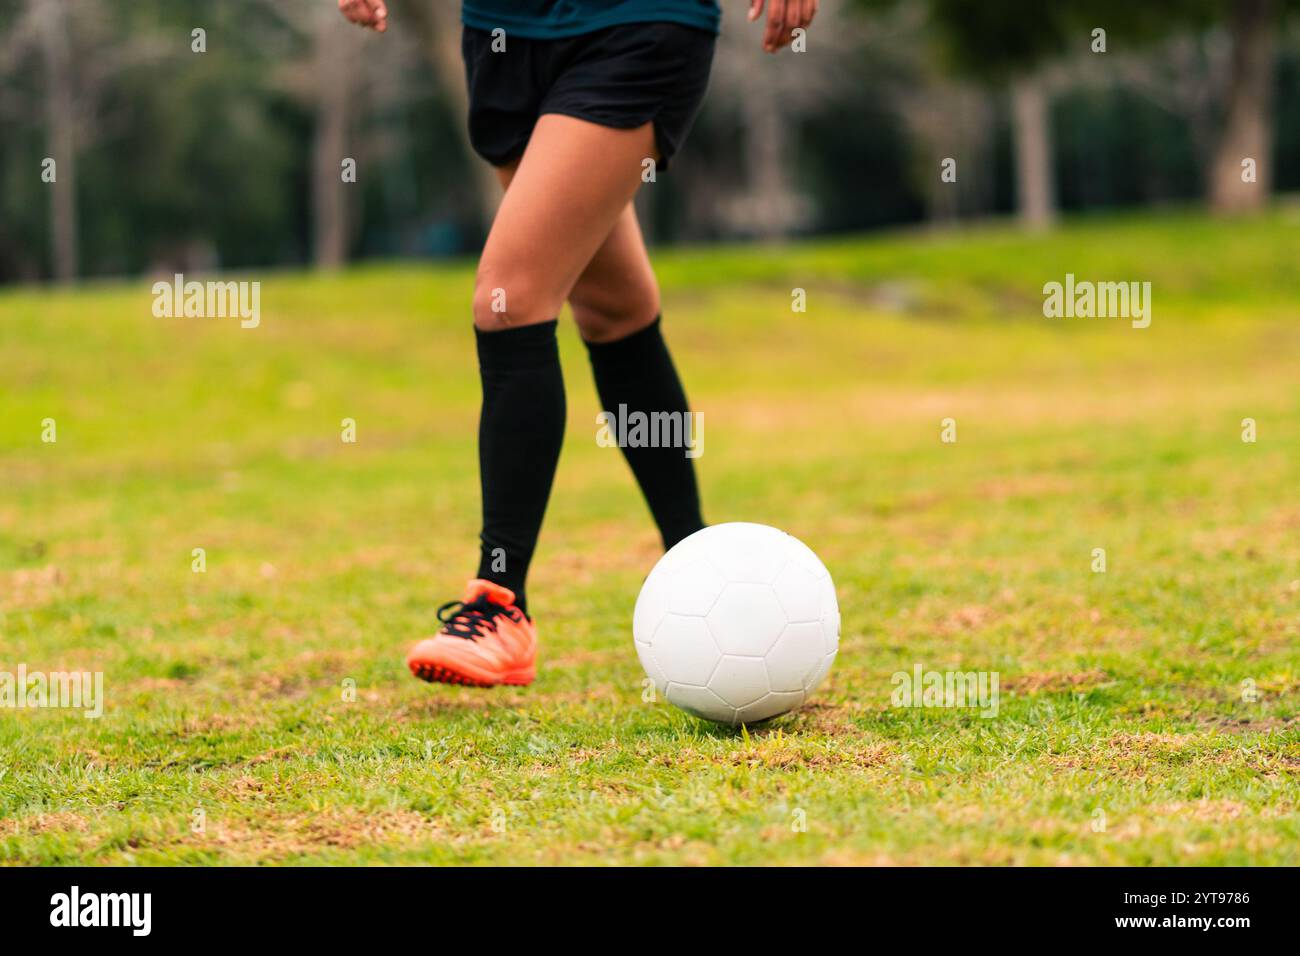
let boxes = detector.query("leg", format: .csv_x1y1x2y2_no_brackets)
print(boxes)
490,166,658,343
486,133,702,553
567,206,660,342
571,216,705,549
472,114,656,330
489,160,658,342
472,115,658,612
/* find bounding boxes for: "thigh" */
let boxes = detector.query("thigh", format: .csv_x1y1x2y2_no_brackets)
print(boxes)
475,113,656,329
491,159,658,342
566,205,660,342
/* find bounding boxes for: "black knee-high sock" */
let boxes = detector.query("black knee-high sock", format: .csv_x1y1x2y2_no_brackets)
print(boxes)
584,316,704,550
475,320,565,614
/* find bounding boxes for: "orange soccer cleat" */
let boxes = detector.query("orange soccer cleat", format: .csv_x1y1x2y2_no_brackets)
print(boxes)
406,579,537,687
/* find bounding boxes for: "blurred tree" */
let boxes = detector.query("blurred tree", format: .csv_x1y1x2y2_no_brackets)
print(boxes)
862,0,1291,221
1082,0,1291,212
705,0,860,241
914,1,1124,230
309,6,363,268
1206,0,1280,211
0,0,1296,282
256,0,368,268
399,0,503,233
36,0,79,280
14,0,132,280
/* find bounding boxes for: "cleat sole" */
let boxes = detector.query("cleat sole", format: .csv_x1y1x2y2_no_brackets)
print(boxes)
409,662,535,688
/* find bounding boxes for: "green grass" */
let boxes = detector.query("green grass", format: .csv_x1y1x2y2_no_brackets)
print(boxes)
2,207,1298,865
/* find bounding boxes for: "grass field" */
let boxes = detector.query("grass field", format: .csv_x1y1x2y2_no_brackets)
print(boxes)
2,209,1298,865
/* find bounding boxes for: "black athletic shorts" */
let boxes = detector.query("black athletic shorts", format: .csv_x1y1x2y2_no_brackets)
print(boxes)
461,22,716,171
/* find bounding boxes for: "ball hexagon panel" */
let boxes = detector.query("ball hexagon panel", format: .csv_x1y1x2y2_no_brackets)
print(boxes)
647,614,719,687
632,572,672,645
783,533,832,581
666,558,728,617
633,638,668,692
665,682,734,723
764,621,825,693
771,560,823,623
819,578,841,654
709,654,771,709
735,689,805,724
649,532,704,577
804,651,836,695
821,615,840,655
700,523,789,584
705,582,787,656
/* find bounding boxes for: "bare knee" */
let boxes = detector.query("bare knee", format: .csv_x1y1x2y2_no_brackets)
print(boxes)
472,265,562,332
570,279,660,343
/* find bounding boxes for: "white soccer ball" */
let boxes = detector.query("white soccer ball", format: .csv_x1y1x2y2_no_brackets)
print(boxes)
633,522,839,725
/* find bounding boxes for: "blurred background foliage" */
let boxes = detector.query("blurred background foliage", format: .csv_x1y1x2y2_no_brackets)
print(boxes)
1,0,1297,283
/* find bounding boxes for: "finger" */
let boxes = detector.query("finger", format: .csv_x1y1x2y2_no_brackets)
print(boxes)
786,5,808,49
748,0,764,23
780,0,802,51
341,0,386,31
342,0,373,27
783,0,800,35
801,0,817,28
764,0,786,51
356,0,383,25
788,0,810,45
773,8,799,51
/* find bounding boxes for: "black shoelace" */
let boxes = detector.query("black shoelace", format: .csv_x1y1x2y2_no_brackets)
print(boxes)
436,596,512,641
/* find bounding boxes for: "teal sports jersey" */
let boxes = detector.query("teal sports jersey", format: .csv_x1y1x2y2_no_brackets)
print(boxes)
461,1,721,39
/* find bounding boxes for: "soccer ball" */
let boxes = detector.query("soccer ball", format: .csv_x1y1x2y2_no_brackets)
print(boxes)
633,522,839,725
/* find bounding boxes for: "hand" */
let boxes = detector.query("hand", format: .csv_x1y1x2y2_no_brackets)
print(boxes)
748,0,817,53
338,0,388,32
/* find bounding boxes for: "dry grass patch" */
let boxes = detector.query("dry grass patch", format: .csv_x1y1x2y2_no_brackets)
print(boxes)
1002,670,1111,694
0,810,88,836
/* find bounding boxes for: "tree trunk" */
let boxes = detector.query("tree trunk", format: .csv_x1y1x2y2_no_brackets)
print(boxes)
739,74,800,242
1208,0,1276,214
38,0,78,282
312,15,358,269
1011,75,1055,231
905,85,994,226
409,0,503,232
748,96,784,242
